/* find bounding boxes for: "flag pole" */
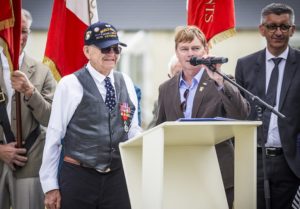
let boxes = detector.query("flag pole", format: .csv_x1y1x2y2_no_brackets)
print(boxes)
87,0,91,25
15,92,22,148
14,2,22,148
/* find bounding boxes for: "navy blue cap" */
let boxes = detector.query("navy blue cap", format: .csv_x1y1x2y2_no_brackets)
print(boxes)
84,22,127,48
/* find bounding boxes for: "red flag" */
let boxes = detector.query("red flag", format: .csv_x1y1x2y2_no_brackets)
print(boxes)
0,0,21,71
43,0,98,80
187,0,236,46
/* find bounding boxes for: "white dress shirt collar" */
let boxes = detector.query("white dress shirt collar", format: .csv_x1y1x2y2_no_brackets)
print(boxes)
86,62,115,85
266,47,289,61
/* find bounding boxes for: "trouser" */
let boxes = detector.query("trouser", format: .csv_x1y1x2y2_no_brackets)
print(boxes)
0,164,15,209
257,152,300,209
0,163,44,209
59,161,131,209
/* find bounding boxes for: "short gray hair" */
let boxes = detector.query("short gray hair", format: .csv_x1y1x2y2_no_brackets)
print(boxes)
260,3,295,25
22,9,33,28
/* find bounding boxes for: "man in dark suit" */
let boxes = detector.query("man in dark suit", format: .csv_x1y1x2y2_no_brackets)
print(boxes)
156,25,250,209
235,3,300,209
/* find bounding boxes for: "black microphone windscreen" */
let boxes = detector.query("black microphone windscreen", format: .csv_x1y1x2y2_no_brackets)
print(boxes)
190,57,198,66
189,57,228,66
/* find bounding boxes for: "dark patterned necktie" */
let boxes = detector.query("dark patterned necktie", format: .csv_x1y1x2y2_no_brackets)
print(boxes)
262,57,282,140
104,77,116,111
265,58,282,106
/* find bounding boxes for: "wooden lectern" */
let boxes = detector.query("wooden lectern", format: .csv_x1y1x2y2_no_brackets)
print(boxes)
119,120,261,209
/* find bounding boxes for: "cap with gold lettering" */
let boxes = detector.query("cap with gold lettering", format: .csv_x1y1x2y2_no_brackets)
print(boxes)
84,22,127,48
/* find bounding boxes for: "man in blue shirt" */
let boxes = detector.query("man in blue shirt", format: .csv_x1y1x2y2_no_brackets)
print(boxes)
156,25,249,209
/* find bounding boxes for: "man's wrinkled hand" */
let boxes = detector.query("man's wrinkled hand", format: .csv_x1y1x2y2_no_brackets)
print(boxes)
203,63,224,87
45,189,61,209
0,142,27,170
11,70,34,98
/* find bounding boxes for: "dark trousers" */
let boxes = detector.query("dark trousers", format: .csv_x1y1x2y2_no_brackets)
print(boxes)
59,162,131,209
257,152,300,209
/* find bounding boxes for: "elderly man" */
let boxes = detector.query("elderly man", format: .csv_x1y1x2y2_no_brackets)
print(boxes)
40,21,141,209
0,9,56,209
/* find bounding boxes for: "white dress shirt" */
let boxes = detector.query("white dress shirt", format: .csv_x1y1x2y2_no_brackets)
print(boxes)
265,47,288,147
39,62,141,193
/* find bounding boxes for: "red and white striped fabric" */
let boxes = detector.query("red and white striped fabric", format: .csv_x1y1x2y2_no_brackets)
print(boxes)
43,0,98,80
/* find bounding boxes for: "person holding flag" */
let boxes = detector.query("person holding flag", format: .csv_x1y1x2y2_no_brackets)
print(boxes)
0,9,56,209
40,21,141,209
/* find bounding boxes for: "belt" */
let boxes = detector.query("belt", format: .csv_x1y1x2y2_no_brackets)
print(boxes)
257,147,283,157
63,156,111,173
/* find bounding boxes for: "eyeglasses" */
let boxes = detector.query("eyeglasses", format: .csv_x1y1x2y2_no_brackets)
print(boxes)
263,23,292,33
180,89,189,112
100,46,122,54
21,28,31,35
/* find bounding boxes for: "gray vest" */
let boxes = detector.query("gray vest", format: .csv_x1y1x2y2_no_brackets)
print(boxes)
63,68,135,171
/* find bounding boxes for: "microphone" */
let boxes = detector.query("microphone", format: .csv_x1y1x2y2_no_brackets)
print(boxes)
190,57,228,66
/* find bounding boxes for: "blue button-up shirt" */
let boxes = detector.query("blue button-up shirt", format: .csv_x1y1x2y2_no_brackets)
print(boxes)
179,69,204,118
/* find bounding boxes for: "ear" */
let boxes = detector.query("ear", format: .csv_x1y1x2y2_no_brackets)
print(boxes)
259,24,266,37
83,46,90,58
175,48,180,58
289,25,296,37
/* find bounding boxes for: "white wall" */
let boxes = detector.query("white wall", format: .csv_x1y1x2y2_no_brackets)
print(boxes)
25,31,48,62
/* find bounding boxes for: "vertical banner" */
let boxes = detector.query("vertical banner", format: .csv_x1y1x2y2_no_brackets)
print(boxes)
187,0,236,46
0,0,21,71
43,0,98,80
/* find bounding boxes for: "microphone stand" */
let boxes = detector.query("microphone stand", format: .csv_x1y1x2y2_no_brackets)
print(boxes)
206,64,286,209
206,64,286,119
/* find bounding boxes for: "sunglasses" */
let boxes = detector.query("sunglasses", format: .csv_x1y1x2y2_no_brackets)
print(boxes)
263,23,292,33
100,46,122,54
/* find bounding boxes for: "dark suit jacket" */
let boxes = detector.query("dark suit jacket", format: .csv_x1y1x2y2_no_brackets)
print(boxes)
235,47,300,178
156,70,250,189
0,54,56,178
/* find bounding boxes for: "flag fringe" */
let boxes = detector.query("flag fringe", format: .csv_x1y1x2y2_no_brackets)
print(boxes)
208,28,236,48
43,56,62,81
0,0,14,31
0,18,14,31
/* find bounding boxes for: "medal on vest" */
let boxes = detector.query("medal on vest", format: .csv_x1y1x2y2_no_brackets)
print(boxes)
120,102,131,132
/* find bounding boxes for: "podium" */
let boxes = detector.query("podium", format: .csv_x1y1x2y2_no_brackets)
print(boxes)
119,120,261,209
